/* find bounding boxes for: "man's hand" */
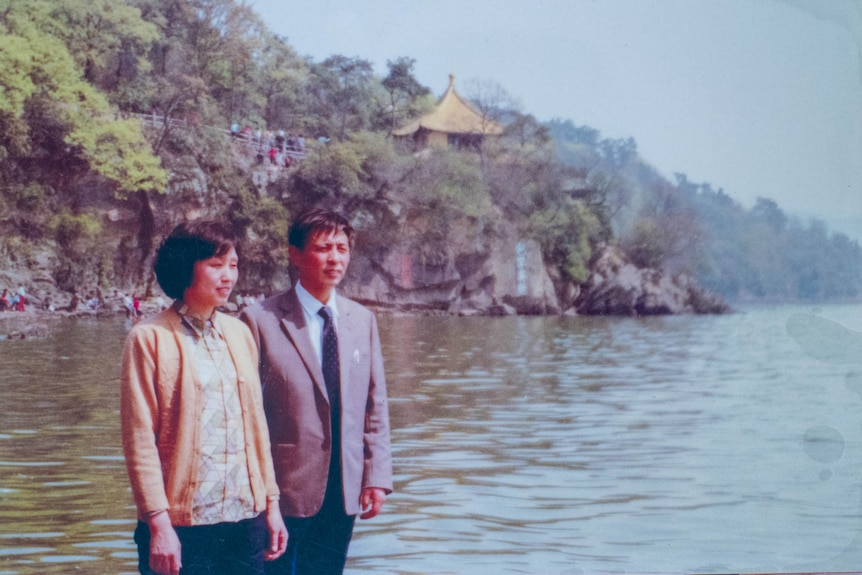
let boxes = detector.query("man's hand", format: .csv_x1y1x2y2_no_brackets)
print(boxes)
264,500,288,561
147,511,182,575
359,487,387,520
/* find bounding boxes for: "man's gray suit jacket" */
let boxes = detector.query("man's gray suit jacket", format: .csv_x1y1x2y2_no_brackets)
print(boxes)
241,288,393,518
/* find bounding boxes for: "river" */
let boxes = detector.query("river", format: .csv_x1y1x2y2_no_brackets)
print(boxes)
1,304,861,574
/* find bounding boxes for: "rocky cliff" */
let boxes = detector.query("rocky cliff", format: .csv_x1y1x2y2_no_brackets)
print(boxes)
573,246,730,315
339,215,728,316
345,215,560,316
1,167,728,317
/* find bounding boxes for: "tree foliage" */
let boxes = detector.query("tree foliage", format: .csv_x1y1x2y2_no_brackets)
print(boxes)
1,0,858,304
548,117,862,301
378,57,431,135
305,55,378,139
691,186,862,301
0,1,167,195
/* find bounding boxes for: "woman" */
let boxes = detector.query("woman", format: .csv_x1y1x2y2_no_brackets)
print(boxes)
121,221,287,575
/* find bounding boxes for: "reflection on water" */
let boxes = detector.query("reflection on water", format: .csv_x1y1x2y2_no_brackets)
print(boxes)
0,318,138,574
1,307,862,574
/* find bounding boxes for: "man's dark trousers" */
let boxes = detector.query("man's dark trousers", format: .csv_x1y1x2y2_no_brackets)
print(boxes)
265,470,356,575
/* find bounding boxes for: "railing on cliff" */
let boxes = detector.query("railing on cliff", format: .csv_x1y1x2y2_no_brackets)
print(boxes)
126,112,307,160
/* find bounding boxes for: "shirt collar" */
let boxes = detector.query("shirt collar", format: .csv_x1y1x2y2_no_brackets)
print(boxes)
295,281,339,320
173,300,218,338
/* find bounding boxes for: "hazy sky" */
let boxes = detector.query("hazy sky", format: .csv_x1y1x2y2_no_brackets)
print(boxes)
251,0,862,241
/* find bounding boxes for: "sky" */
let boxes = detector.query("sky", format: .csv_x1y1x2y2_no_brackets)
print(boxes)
251,0,862,241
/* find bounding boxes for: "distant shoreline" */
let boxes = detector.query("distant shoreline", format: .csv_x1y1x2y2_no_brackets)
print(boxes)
4,299,861,341
0,306,153,339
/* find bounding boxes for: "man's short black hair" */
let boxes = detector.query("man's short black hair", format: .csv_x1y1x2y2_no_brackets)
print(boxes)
154,220,237,300
288,208,355,251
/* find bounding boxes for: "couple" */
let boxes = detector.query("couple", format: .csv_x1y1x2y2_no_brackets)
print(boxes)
120,209,392,575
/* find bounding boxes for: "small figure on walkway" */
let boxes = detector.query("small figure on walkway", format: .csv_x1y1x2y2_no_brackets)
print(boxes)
123,293,135,318
15,285,27,312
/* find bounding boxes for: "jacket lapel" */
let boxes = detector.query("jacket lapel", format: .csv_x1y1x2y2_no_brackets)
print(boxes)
335,295,358,394
278,289,330,403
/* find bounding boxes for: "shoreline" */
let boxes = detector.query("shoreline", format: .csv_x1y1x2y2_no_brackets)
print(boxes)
3,298,857,340
0,305,158,339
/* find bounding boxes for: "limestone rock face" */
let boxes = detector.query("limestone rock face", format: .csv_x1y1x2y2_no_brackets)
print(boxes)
575,246,729,315
340,216,728,316
342,217,560,315
3,203,728,317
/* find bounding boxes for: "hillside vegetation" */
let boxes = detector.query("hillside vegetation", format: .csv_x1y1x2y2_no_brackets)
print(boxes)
1,0,859,305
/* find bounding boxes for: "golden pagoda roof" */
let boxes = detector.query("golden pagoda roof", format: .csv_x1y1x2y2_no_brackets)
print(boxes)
392,74,504,137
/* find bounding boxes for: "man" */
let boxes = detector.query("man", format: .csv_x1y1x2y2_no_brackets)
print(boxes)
241,208,392,575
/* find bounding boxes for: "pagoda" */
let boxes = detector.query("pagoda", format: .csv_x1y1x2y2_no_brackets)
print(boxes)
393,74,504,150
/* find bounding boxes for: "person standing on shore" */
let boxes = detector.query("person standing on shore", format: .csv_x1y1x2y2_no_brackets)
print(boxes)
121,220,287,575
241,208,392,575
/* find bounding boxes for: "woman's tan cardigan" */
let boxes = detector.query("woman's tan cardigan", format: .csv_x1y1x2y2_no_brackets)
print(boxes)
120,308,279,526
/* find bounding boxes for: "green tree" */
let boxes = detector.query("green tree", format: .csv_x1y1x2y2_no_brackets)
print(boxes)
306,55,378,139
379,56,431,135
255,34,308,131
0,0,167,290
136,0,265,126
547,118,641,237
50,209,104,291
287,131,404,212
228,188,291,289
0,2,167,195
750,197,787,233
528,196,602,284
482,114,560,221
622,178,704,272
47,0,158,92
503,112,550,148
462,78,521,129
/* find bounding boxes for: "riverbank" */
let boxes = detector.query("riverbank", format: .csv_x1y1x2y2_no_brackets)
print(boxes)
0,298,455,341
0,311,51,339
0,308,119,339
0,300,164,339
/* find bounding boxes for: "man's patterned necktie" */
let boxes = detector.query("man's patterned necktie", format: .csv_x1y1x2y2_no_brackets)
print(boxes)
318,307,342,460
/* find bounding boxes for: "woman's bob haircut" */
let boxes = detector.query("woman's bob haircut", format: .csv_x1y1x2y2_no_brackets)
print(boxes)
154,220,237,300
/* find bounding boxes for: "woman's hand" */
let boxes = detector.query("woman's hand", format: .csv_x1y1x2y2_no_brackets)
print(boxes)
265,500,288,561
147,511,182,575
